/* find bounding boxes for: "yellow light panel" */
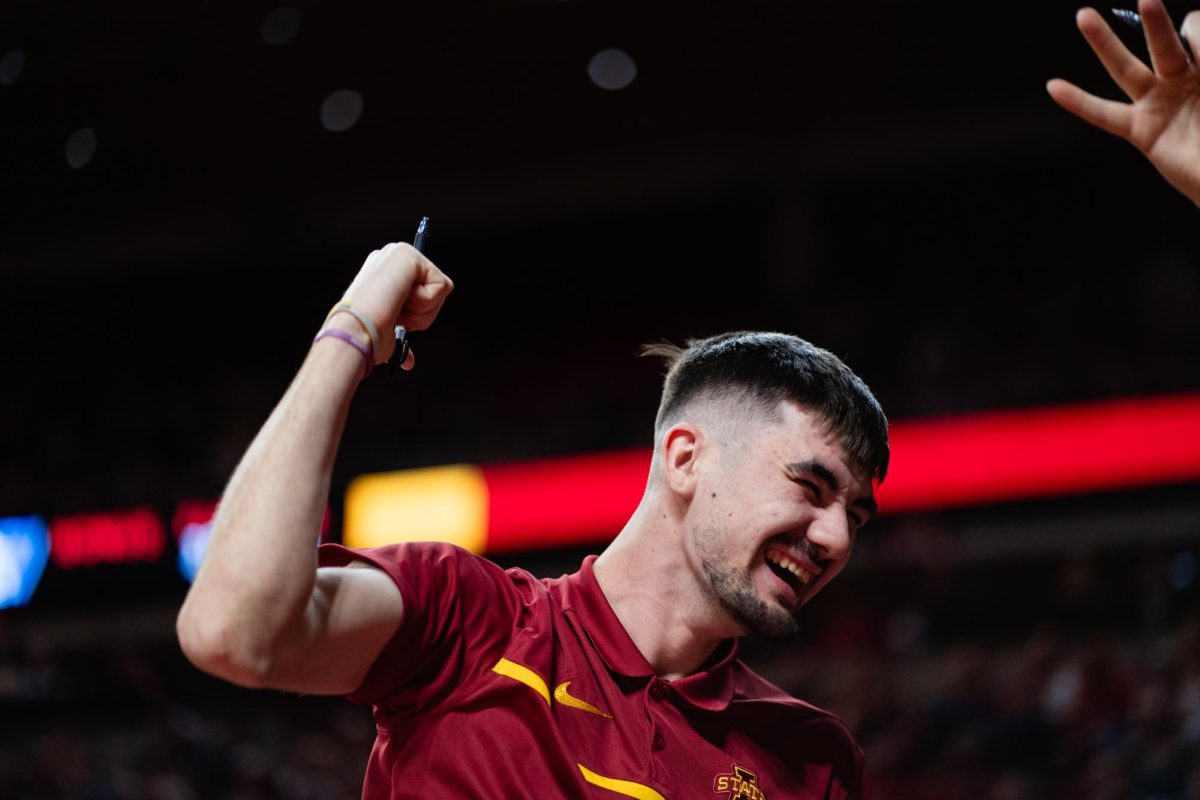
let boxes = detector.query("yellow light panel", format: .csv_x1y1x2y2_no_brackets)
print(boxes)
343,464,488,552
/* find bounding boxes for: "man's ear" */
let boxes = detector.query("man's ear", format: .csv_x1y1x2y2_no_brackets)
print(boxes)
661,423,703,499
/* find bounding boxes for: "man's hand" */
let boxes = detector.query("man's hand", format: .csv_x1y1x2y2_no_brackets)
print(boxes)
339,242,454,368
1047,0,1200,205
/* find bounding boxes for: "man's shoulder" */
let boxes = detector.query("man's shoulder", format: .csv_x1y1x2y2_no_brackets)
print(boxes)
729,660,825,711
320,539,536,578
318,540,556,612
729,659,863,750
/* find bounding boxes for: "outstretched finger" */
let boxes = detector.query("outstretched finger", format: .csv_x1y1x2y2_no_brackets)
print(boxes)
1076,7,1156,99
1182,10,1200,63
1046,78,1135,140
1139,0,1191,76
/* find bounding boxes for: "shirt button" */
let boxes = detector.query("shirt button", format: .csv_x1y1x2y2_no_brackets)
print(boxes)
648,682,667,701
652,733,666,751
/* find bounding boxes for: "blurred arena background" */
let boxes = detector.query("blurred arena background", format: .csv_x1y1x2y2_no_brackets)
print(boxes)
2,1,1199,798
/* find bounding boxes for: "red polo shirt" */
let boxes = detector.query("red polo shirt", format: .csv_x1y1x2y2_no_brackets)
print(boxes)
318,541,865,799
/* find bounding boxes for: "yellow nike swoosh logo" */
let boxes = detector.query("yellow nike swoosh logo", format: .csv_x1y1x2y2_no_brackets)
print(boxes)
554,681,613,719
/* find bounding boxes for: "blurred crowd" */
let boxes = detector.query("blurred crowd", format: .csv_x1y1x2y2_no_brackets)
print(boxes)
775,597,1200,799
0,634,373,800
2,543,1197,800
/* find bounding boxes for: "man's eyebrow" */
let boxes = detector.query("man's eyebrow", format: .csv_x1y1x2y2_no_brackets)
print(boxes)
786,459,878,521
786,459,839,492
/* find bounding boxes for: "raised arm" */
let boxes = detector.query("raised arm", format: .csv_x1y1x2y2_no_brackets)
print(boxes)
1047,0,1200,205
176,242,453,694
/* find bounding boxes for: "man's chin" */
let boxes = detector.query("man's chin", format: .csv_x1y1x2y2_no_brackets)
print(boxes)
726,592,804,641
751,607,804,641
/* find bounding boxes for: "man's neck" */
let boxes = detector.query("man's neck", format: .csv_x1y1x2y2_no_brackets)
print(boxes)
592,502,740,681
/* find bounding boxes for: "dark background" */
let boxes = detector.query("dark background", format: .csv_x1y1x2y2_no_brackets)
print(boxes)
3,0,1198,513
1,2,1199,798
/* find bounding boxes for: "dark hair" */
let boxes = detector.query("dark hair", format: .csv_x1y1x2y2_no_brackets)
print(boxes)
641,331,889,484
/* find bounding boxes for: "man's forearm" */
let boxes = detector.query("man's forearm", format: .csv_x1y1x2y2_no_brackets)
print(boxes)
177,317,365,683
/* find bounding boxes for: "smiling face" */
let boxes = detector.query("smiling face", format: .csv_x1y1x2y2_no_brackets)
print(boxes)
683,400,877,640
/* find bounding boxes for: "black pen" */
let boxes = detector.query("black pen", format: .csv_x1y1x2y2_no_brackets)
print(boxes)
1111,8,1193,60
389,216,430,376
413,216,429,252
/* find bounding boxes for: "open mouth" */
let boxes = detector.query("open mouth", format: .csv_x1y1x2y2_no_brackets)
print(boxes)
764,548,817,596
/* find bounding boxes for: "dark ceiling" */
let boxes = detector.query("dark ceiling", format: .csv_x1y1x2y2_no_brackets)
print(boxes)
2,0,1186,259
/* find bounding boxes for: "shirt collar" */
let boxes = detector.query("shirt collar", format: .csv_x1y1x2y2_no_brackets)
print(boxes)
560,555,739,711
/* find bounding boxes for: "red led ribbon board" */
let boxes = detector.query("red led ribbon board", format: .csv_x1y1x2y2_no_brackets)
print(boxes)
483,448,649,553
50,507,166,569
876,392,1200,513
489,394,1200,552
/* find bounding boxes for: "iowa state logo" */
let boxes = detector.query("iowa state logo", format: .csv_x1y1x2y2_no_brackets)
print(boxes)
713,764,767,799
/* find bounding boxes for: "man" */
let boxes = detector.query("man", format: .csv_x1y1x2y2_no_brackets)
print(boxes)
178,2,1200,796
182,312,888,797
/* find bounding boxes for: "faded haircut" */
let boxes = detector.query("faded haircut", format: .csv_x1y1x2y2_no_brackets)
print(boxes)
640,332,890,484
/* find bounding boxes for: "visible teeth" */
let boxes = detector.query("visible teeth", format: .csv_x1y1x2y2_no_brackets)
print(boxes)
766,551,813,585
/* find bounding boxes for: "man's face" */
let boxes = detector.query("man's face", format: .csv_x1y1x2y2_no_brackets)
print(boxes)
686,402,877,640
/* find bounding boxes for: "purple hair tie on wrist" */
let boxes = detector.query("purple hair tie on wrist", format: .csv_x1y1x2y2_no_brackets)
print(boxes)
313,328,373,379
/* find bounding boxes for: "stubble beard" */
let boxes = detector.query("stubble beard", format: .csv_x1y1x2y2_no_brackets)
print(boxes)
699,551,804,642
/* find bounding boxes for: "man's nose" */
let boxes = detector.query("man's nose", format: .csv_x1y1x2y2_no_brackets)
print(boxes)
806,505,852,562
